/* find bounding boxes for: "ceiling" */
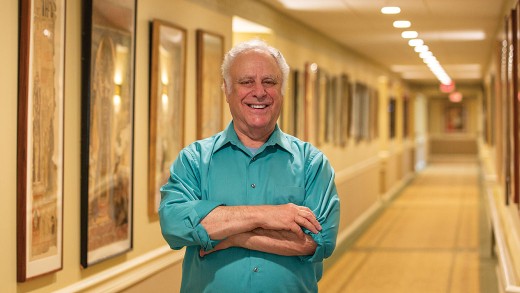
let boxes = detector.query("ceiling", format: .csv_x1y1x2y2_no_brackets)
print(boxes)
258,0,509,87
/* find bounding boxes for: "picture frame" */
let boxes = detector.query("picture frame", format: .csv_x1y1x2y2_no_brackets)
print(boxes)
444,103,466,133
388,97,397,139
80,0,136,268
148,20,186,219
196,30,225,139
280,67,296,135
294,70,305,139
17,0,66,282
304,62,320,144
338,74,351,146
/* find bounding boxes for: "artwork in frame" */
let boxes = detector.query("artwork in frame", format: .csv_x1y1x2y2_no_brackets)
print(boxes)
294,70,305,139
338,74,351,146
197,30,225,140
148,20,186,219
444,103,466,133
304,62,320,144
388,97,397,139
17,0,66,282
80,0,136,268
280,67,296,135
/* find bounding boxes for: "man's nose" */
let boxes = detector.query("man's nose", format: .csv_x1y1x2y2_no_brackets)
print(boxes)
253,82,267,98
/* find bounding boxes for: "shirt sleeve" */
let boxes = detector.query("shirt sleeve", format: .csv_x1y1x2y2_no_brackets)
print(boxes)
159,148,223,251
299,149,341,263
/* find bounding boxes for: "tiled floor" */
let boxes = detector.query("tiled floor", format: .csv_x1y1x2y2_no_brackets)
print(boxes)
319,160,496,293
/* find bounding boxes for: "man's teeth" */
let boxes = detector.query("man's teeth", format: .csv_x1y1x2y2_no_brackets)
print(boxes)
249,104,267,109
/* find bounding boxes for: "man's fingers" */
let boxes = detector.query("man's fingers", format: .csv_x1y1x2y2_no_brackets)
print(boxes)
297,209,322,232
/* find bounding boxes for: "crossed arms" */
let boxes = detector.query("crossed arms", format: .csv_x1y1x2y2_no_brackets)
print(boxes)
199,204,321,257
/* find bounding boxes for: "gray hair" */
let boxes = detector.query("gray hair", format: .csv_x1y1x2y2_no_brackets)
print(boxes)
221,39,290,95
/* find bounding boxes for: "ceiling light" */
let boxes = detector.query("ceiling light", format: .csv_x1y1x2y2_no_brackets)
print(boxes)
381,6,401,14
401,31,418,39
277,0,347,10
232,16,272,33
414,45,429,53
393,20,411,28
419,51,433,59
408,39,424,47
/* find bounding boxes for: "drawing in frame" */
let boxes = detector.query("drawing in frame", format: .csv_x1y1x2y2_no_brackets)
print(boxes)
196,30,225,140
148,20,186,219
17,0,66,282
444,103,465,133
280,66,296,135
80,0,136,268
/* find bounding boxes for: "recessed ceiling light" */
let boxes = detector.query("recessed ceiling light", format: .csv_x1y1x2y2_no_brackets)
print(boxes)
401,31,418,39
393,20,411,28
414,45,429,53
381,6,401,14
408,39,424,47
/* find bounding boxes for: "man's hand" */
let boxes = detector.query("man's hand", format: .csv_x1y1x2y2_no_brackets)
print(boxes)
258,203,322,238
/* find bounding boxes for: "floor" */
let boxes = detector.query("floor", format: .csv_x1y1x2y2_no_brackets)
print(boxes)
319,159,498,293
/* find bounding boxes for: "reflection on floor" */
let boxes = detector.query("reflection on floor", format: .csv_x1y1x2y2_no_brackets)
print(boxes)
319,160,497,293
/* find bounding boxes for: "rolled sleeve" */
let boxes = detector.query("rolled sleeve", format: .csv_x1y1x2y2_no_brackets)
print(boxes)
159,148,224,251
299,150,341,263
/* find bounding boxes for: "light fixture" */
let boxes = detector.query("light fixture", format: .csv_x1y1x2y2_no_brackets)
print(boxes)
381,6,401,14
408,39,424,47
414,45,429,53
419,51,433,59
401,31,418,39
393,20,411,28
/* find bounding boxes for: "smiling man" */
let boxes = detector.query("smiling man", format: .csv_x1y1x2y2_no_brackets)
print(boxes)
159,39,340,293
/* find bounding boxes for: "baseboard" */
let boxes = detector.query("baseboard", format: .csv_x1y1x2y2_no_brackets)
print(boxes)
55,246,184,293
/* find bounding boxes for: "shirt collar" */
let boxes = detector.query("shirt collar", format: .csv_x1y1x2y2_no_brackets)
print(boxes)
214,121,294,158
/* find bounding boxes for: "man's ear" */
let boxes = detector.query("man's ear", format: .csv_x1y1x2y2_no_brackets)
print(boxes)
222,82,229,102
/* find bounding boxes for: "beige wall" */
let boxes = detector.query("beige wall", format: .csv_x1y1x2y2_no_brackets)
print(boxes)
2,0,415,292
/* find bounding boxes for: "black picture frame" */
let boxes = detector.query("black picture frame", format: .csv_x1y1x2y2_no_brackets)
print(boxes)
80,0,136,268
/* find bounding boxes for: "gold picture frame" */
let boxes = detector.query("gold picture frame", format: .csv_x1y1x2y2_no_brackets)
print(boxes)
196,30,225,139
148,19,186,219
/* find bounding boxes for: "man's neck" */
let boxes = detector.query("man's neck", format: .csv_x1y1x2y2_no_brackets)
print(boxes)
234,125,273,148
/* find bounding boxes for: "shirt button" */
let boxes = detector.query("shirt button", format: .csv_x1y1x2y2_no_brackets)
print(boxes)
251,183,256,188
252,157,256,161
253,267,259,272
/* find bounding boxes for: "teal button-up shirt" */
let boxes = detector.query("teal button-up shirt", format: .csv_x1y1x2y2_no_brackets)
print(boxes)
159,122,340,293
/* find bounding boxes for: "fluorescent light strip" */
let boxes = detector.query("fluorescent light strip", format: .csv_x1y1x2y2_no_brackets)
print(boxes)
381,6,401,14
393,20,411,28
401,31,418,38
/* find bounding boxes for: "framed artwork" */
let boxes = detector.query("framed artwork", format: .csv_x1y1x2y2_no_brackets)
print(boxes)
281,67,296,135
304,62,320,144
388,97,397,139
17,0,66,282
197,30,225,139
148,20,186,219
444,103,466,132
294,70,305,139
80,0,136,268
318,71,329,145
403,96,410,138
338,74,350,146
514,4,520,207
326,76,337,144
370,87,379,140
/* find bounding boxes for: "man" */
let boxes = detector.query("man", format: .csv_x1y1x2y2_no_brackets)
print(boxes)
159,39,340,292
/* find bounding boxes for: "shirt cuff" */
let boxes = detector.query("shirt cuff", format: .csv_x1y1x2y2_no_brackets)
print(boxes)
298,230,325,263
191,200,224,251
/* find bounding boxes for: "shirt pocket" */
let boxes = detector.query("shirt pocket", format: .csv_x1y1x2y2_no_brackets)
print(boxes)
271,186,305,205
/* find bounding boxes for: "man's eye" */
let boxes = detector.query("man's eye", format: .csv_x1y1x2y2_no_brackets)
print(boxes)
239,80,254,86
263,80,277,86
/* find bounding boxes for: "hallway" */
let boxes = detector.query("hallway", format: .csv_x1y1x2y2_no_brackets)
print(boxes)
319,159,497,293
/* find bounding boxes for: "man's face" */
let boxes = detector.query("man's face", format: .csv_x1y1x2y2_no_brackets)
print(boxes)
226,50,283,138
